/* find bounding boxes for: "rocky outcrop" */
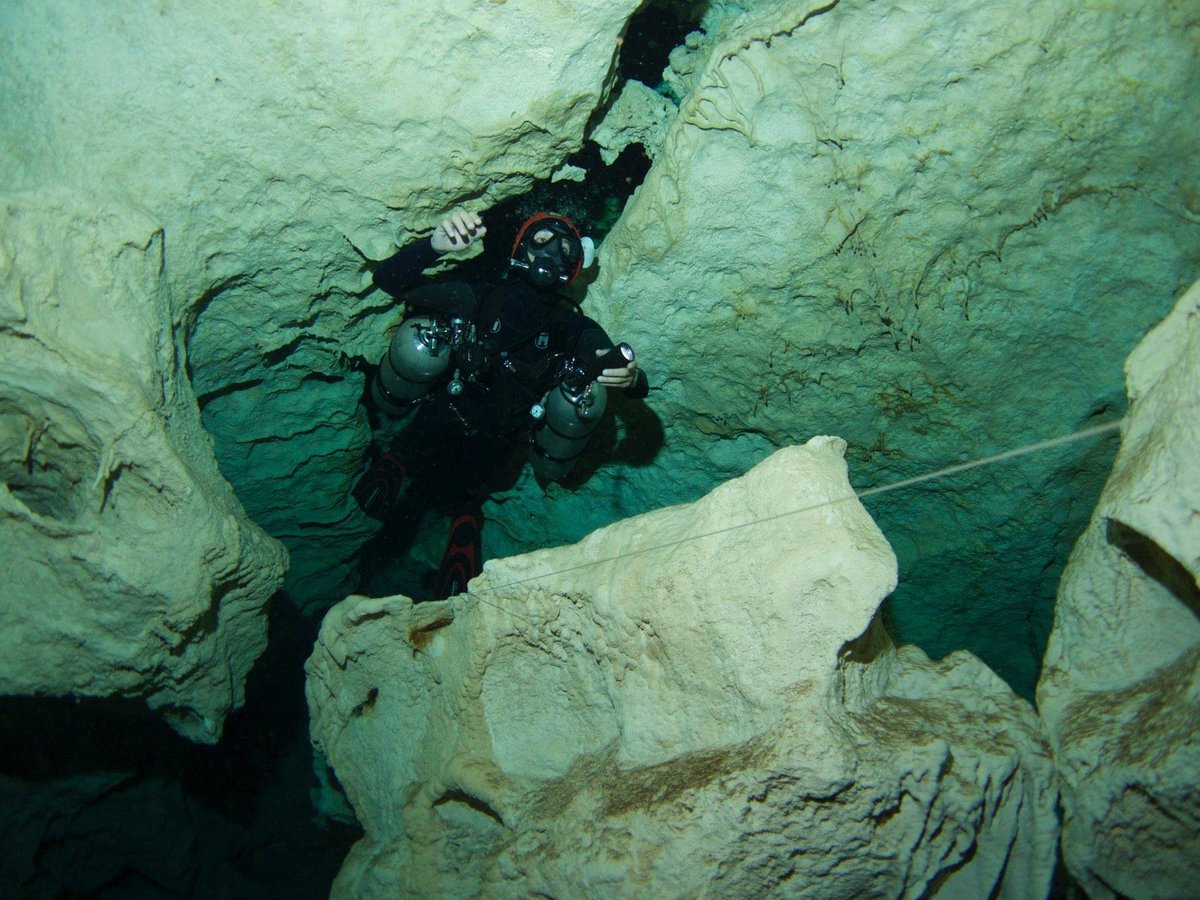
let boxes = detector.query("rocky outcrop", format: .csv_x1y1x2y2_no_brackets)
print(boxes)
1037,279,1200,898
590,79,677,164
0,191,286,742
308,438,1057,897
534,0,1200,699
0,0,642,610
3,0,1195,678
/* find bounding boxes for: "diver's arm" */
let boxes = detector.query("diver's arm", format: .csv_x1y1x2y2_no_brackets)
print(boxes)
373,209,487,299
372,238,442,298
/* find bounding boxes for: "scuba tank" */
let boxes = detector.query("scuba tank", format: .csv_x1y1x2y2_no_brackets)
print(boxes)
371,316,453,415
529,343,632,480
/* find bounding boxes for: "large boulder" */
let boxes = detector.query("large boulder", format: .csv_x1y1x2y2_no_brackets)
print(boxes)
308,438,1057,897
1037,279,1200,898
0,191,286,742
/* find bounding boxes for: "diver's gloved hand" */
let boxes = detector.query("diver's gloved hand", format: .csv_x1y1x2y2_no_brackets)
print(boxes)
595,345,639,389
431,208,486,253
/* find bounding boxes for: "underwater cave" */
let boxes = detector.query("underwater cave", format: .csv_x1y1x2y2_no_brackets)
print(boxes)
1,0,1198,897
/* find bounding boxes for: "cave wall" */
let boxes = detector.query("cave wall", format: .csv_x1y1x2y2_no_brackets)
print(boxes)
1,1,1196,887
2,0,1197,695
0,191,286,742
563,0,1200,697
1037,278,1200,898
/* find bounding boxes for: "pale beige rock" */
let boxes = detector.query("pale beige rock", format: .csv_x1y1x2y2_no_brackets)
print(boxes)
0,0,641,608
308,438,1057,897
1037,279,1200,898
0,191,287,743
590,79,677,164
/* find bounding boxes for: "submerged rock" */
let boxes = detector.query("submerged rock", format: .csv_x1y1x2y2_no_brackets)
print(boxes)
0,191,286,743
308,437,1056,896
559,0,1200,700
0,0,643,611
1038,278,1200,898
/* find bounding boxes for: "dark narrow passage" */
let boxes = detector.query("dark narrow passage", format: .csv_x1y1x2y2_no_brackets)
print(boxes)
0,594,361,899
619,0,707,88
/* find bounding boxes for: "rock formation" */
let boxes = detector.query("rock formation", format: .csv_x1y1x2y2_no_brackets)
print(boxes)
308,438,1057,897
0,0,642,610
0,191,286,742
1037,279,1200,897
3,2,1195,698
572,0,1200,699
1,0,1197,887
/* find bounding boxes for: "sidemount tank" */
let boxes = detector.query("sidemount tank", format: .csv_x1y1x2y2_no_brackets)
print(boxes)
371,316,451,415
530,381,608,481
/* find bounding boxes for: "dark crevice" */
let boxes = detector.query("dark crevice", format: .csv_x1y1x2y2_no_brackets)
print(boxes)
196,377,264,409
261,332,340,366
1107,518,1200,620
433,788,505,827
618,1,708,88
302,371,344,385
445,139,653,289
419,5,693,289
0,594,361,898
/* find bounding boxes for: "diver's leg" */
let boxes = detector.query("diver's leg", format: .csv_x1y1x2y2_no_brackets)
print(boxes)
352,445,407,520
351,401,446,520
432,497,483,599
429,430,513,599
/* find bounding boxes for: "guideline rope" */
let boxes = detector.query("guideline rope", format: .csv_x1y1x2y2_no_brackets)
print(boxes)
460,416,1128,623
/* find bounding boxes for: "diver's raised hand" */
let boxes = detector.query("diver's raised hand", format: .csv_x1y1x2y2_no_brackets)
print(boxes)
431,208,486,253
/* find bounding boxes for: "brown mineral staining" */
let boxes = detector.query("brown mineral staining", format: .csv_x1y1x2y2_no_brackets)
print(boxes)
409,615,454,651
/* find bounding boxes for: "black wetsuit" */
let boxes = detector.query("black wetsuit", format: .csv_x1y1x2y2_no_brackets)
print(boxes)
369,237,647,500
373,237,648,439
360,237,648,598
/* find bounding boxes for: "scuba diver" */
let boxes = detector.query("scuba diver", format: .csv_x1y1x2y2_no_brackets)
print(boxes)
354,207,649,599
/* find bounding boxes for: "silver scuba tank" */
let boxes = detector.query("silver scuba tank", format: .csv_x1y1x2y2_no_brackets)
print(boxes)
371,316,451,415
529,380,608,481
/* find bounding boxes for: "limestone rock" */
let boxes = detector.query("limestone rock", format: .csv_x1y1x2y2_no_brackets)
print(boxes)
0,191,287,743
544,0,1200,699
0,0,641,609
590,79,677,164
308,438,1057,897
5,0,1195,706
1037,279,1200,898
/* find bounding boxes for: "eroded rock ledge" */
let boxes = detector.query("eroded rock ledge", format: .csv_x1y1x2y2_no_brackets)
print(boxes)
1038,278,1200,898
0,191,287,743
308,438,1056,897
